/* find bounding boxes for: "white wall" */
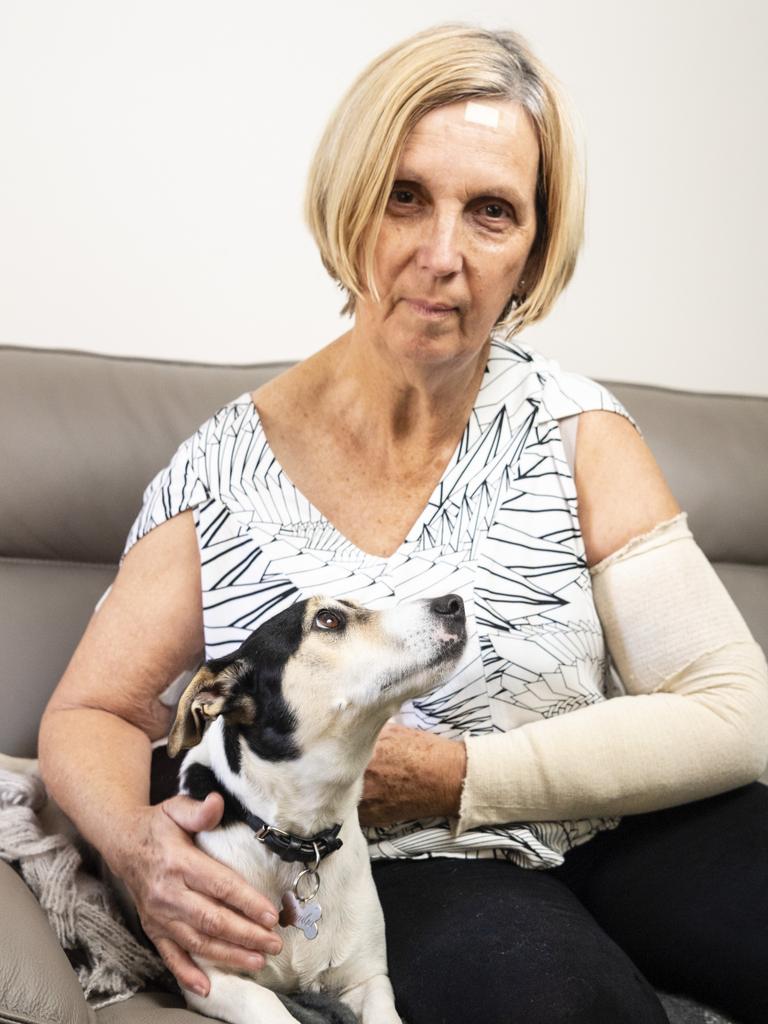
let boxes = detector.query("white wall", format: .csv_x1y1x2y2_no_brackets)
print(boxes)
1,0,765,394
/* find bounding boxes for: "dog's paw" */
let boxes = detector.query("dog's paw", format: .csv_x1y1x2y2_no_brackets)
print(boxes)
277,990,359,1024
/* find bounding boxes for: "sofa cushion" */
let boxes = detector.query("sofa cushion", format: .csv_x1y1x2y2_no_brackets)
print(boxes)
0,346,288,565
0,857,200,1024
713,562,768,656
0,558,115,757
0,859,90,1024
609,381,768,567
95,992,202,1023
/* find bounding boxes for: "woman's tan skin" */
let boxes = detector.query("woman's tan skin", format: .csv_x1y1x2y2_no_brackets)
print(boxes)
38,97,679,998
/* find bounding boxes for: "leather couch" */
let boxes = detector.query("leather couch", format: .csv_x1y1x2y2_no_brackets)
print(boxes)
1,343,766,1024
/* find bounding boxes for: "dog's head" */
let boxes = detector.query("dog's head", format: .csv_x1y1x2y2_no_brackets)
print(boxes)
167,594,466,764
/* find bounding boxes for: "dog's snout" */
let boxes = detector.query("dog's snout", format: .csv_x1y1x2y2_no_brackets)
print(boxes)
429,594,465,622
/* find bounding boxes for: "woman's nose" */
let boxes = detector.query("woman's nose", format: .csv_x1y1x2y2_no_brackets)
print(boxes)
415,212,463,277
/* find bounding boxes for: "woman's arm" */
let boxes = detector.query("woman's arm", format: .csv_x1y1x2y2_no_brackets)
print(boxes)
38,511,282,997
574,409,681,564
359,723,466,825
360,411,768,829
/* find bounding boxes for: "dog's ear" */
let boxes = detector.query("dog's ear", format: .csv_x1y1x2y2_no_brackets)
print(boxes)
168,664,239,758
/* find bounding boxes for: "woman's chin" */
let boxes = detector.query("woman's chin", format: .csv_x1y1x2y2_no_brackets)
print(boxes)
355,299,488,365
386,328,468,364
385,318,490,367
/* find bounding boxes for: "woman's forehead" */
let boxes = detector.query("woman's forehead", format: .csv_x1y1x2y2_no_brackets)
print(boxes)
404,97,536,148
397,99,539,198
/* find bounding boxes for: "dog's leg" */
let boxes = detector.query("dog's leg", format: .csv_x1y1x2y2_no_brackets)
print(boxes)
338,973,403,1024
183,967,300,1024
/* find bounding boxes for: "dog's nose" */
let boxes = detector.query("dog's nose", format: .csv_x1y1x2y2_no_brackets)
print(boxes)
429,594,465,622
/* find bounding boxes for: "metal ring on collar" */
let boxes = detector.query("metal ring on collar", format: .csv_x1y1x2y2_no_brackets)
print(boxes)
294,867,321,903
293,842,322,902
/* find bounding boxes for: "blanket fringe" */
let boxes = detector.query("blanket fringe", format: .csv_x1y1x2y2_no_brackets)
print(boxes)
0,767,169,1009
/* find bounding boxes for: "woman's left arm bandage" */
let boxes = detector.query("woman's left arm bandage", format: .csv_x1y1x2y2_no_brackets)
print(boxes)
451,513,768,835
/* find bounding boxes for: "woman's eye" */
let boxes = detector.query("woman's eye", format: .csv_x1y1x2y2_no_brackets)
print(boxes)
316,609,343,630
480,202,509,221
390,188,415,205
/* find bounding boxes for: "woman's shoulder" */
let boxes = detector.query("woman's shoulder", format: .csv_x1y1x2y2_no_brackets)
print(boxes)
249,359,312,427
121,391,259,561
181,389,264,458
487,335,639,432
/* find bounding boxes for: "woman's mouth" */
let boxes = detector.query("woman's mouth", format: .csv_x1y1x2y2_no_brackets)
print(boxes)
404,299,458,319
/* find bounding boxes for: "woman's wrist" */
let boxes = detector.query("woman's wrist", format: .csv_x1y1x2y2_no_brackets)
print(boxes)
434,736,467,818
100,803,156,879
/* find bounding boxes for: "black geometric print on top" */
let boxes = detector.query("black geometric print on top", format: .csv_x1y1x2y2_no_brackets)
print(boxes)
123,337,637,870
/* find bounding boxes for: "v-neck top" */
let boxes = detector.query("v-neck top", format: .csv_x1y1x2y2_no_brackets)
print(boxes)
123,337,639,869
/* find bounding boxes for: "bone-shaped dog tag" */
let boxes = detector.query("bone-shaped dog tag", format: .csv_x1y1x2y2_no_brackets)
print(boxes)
279,889,322,939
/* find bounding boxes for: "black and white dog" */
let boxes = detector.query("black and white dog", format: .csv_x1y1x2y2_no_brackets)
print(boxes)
167,593,466,1024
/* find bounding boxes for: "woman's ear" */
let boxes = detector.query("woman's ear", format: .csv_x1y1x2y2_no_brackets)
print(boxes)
168,663,238,757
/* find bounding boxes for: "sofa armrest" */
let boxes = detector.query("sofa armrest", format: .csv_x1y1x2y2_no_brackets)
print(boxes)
0,859,91,1024
94,992,208,1023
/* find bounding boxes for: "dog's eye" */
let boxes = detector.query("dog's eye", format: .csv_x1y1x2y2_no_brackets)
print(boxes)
315,609,343,631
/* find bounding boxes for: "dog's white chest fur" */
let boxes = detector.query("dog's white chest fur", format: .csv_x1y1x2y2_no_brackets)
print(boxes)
197,817,388,996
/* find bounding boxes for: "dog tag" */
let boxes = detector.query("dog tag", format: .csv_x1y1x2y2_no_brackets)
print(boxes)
279,889,322,939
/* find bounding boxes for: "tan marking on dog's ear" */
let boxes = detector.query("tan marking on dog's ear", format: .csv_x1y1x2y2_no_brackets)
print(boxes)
168,665,230,758
220,691,257,727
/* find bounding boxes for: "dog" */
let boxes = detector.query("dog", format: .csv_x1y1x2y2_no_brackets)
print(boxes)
167,592,467,1024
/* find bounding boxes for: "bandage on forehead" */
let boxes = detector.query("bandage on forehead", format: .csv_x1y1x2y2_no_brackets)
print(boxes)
464,101,500,128
589,512,760,694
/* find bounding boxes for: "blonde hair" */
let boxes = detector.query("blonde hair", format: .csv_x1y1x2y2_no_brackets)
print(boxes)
304,23,586,337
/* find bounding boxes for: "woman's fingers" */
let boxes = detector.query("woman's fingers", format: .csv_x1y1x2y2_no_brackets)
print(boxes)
162,791,224,834
184,889,283,955
118,797,285,994
147,892,277,992
168,920,269,974
140,845,283,956
187,854,281,929
162,792,280,927
152,935,211,998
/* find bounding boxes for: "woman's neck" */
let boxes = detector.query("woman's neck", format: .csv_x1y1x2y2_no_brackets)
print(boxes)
319,326,490,460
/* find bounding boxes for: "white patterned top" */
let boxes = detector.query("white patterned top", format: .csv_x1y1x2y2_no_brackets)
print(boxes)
124,338,639,869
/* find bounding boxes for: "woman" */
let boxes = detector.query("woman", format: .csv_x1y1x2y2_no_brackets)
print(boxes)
39,23,768,1024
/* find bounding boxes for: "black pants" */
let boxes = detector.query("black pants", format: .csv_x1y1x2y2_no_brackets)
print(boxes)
371,782,768,1024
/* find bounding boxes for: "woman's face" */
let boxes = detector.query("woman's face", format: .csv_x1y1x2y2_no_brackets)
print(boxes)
355,97,540,368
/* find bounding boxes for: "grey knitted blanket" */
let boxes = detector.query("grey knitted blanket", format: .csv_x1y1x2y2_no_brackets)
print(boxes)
0,763,357,1022
0,765,168,1008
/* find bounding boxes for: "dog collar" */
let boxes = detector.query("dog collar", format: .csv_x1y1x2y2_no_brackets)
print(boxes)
243,811,343,864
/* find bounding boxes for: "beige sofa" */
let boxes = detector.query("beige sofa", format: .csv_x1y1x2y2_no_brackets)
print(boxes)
1,344,766,1024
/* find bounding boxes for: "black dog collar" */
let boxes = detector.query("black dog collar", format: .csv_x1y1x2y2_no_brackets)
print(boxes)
243,811,343,864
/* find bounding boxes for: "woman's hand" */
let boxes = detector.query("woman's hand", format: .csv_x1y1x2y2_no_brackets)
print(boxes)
111,792,283,998
359,722,467,827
